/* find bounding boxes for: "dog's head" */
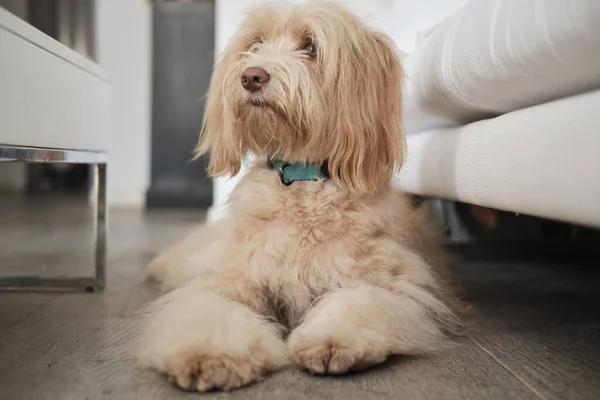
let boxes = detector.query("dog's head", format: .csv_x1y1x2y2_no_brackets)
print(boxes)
196,1,405,194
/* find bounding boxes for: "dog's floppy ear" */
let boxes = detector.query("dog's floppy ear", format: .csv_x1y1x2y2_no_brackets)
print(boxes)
194,47,243,177
327,31,405,195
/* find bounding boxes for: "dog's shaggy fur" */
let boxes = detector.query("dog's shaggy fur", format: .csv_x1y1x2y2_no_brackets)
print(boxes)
138,1,463,392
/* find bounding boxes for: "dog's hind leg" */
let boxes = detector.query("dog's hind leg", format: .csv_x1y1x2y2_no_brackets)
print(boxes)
146,218,231,291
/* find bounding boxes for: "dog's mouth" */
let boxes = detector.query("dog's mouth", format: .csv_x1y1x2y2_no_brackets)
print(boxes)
246,97,267,108
246,97,279,112
243,88,272,108
242,92,289,120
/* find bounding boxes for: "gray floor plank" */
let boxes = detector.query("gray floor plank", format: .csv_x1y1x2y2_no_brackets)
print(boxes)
0,318,147,400
460,261,600,400
0,316,538,400
0,292,58,334
27,248,158,318
470,326,600,400
234,339,540,400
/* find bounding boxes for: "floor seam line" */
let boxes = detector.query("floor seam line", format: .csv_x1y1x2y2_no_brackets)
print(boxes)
468,335,548,400
0,297,58,336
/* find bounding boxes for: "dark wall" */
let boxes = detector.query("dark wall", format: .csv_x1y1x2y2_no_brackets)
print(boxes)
147,0,214,208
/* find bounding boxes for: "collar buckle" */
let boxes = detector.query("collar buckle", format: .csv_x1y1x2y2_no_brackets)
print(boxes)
278,163,293,186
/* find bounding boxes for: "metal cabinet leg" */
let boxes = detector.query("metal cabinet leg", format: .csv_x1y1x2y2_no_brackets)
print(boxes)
0,145,108,292
90,163,107,291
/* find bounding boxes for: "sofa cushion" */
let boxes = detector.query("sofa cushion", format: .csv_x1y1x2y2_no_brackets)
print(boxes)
403,0,600,134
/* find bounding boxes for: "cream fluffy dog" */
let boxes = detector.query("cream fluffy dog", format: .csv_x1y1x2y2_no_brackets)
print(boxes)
138,1,463,392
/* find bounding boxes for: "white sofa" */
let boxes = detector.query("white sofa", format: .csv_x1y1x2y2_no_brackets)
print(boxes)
397,0,600,228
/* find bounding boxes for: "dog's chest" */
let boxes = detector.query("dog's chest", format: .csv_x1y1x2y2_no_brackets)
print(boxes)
240,192,357,275
232,181,371,324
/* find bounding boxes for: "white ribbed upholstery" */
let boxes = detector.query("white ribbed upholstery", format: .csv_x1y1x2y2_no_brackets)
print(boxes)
403,0,600,134
396,89,600,228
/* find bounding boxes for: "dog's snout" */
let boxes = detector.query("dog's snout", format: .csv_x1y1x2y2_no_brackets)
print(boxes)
241,67,270,92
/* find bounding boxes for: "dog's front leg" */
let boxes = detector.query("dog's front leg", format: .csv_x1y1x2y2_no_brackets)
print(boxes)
287,284,459,375
137,283,289,392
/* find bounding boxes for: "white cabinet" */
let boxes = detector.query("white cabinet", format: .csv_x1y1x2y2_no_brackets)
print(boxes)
0,7,110,152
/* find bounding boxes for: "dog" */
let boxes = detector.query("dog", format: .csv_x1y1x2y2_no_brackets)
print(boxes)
137,1,464,392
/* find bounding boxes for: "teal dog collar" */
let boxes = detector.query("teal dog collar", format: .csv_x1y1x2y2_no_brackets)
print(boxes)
267,159,330,186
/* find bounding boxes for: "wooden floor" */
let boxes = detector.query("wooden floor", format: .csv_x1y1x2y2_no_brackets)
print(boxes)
0,197,599,399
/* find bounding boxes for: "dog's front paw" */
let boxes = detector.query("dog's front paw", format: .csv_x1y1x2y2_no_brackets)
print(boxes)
287,329,387,375
138,289,290,391
142,328,289,392
161,351,266,392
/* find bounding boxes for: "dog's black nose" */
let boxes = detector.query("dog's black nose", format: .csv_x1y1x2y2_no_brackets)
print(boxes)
241,67,270,92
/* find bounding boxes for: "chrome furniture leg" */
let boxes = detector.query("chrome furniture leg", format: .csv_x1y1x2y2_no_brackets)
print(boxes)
0,145,108,292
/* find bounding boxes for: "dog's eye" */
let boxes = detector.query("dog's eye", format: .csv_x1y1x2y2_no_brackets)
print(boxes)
303,42,317,55
249,39,262,52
